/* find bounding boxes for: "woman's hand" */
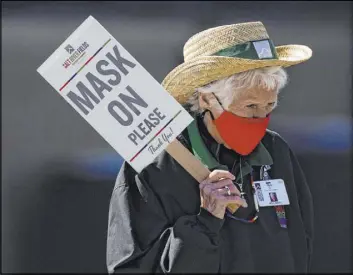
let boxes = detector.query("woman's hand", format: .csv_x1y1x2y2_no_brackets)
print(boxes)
199,170,247,219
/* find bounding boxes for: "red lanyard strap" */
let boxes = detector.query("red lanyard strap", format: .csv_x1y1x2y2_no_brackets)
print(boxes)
261,165,287,228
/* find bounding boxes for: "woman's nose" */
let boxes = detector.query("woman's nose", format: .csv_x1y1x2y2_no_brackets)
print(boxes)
253,111,267,118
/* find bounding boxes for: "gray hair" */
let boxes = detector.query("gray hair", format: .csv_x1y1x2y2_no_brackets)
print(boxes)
186,66,288,114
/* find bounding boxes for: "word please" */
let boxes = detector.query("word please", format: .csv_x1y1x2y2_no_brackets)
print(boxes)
127,108,166,146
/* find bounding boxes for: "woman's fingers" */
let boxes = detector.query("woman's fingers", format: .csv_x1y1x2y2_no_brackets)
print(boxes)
226,183,240,195
222,195,248,208
205,178,232,189
207,170,235,182
201,179,240,196
212,188,247,208
216,187,231,196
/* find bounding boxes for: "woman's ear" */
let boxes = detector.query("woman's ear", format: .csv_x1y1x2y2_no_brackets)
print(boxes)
198,93,211,109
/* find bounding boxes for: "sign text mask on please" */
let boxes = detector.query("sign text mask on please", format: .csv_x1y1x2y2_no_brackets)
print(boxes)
37,16,193,173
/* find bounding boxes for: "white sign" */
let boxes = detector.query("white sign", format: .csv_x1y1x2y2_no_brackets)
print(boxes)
37,16,193,173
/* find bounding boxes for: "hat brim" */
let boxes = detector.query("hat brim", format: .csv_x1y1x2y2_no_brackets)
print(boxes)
162,44,312,104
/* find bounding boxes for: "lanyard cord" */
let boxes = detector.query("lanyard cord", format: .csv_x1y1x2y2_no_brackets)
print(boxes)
226,160,260,223
226,169,259,223
231,157,246,199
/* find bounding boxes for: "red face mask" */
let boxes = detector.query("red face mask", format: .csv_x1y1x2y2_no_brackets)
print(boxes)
205,93,270,156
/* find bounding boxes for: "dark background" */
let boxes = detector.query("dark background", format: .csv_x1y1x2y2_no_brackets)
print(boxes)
2,1,352,273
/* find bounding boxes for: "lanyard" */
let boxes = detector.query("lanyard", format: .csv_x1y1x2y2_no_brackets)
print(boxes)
261,165,287,228
225,169,259,223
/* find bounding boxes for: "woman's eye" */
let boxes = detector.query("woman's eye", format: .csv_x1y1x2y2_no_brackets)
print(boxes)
246,104,257,109
267,102,276,107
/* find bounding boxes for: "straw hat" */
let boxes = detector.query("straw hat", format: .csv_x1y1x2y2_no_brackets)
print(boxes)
162,21,312,104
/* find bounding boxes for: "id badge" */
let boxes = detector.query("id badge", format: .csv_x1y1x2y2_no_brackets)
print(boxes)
253,179,290,207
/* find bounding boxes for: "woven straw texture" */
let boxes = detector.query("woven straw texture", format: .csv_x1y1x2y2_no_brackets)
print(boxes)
162,22,312,104
183,22,269,61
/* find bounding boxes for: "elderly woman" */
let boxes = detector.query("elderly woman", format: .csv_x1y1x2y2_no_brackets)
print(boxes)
106,22,314,273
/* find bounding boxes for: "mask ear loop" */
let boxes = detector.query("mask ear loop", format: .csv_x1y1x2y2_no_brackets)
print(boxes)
203,92,226,162
201,109,215,120
200,92,225,121
211,92,224,110
199,109,222,163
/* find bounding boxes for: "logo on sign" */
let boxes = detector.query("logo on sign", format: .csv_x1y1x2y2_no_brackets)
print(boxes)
65,44,75,54
62,42,90,69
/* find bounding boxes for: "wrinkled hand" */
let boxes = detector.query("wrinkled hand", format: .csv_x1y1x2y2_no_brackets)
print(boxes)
200,170,248,219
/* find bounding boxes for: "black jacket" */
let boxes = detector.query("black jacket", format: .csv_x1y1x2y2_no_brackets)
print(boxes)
106,117,314,273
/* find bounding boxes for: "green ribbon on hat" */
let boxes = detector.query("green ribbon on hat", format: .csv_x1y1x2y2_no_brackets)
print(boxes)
213,39,279,60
